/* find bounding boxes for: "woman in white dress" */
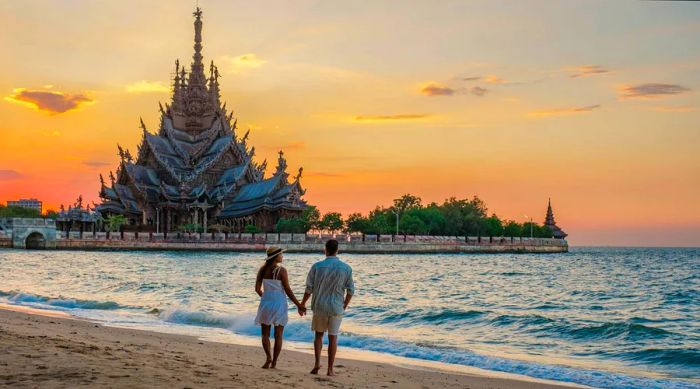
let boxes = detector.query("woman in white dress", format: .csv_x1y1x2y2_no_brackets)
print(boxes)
254,246,305,369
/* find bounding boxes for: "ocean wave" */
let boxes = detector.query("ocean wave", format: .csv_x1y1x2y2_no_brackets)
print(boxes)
490,314,555,328
158,308,256,332
563,322,675,341
150,308,697,388
0,290,129,311
622,348,700,369
377,308,488,326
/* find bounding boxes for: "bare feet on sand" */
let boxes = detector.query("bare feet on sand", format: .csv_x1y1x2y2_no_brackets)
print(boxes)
327,369,337,376
310,365,321,374
262,359,272,369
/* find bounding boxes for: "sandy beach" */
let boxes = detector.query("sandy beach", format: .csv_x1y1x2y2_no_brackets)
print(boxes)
0,306,585,389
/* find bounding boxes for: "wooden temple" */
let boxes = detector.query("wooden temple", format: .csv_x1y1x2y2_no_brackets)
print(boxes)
96,8,306,233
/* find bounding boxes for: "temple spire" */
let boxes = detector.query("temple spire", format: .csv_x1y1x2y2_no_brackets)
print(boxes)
545,198,555,225
188,7,206,89
275,150,288,175
543,198,567,239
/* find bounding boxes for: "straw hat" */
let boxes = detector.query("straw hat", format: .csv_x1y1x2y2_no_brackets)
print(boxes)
264,246,286,261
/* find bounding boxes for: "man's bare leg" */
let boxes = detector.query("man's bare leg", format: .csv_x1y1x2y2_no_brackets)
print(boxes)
260,324,272,369
311,331,324,374
327,334,338,376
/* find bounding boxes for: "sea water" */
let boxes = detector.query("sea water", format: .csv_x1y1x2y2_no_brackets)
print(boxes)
0,247,697,388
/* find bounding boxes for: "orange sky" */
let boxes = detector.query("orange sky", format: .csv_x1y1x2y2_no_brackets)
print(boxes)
0,1,699,246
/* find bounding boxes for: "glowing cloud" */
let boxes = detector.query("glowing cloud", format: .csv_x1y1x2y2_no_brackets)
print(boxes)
0,169,24,180
221,53,267,73
569,65,610,78
618,83,691,100
5,88,93,114
420,83,455,96
124,80,169,94
482,75,506,84
470,86,489,97
529,104,601,118
355,114,430,122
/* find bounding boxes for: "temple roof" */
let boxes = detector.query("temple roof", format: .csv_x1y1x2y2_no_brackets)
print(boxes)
95,7,306,223
219,174,305,218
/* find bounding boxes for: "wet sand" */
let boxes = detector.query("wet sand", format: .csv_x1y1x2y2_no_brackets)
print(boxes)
0,306,583,388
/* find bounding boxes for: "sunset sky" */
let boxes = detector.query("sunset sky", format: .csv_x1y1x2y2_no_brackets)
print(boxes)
0,0,698,246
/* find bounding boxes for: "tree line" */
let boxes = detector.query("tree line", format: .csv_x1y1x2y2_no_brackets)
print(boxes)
275,194,554,238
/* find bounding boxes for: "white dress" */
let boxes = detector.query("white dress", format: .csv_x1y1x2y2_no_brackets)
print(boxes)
254,267,289,326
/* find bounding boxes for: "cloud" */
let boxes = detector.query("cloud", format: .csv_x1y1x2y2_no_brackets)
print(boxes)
569,65,610,78
651,106,697,113
420,83,455,96
5,88,93,114
83,161,111,168
470,86,489,97
619,83,691,100
124,80,169,94
463,75,507,84
0,169,24,180
355,114,430,122
529,104,601,117
221,53,267,73
482,75,507,84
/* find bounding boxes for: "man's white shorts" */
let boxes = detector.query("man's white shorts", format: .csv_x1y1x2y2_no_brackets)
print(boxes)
311,313,343,335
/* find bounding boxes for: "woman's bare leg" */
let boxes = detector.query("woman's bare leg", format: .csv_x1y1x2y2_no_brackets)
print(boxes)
261,324,272,368
271,325,284,368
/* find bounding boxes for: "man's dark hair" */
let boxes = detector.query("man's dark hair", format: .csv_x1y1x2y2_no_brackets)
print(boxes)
325,239,339,255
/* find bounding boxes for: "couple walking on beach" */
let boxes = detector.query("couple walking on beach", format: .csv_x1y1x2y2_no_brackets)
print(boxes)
254,239,354,376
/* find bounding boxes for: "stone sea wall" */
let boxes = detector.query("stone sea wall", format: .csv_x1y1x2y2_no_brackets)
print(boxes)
50,232,568,254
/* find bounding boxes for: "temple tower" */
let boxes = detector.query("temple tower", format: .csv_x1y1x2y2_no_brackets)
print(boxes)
543,198,567,239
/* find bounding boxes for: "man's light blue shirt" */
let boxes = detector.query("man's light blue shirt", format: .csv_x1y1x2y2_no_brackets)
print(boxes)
305,256,354,316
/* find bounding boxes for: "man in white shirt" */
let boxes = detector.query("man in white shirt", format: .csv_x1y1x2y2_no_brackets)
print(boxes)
301,239,354,376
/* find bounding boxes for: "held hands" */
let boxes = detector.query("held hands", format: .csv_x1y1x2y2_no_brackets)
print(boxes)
297,304,307,317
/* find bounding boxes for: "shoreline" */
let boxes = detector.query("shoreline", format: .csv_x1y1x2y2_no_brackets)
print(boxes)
0,305,584,388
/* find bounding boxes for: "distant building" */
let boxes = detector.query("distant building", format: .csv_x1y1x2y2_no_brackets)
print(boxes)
544,199,567,239
7,198,42,214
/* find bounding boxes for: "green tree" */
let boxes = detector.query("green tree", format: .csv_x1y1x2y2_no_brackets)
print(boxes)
0,205,41,218
301,205,321,232
105,214,128,232
319,212,344,233
275,217,307,233
367,207,393,234
345,213,371,233
392,194,422,214
535,224,554,238
503,220,523,237
399,212,428,235
243,224,260,233
482,215,504,237
415,205,445,235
